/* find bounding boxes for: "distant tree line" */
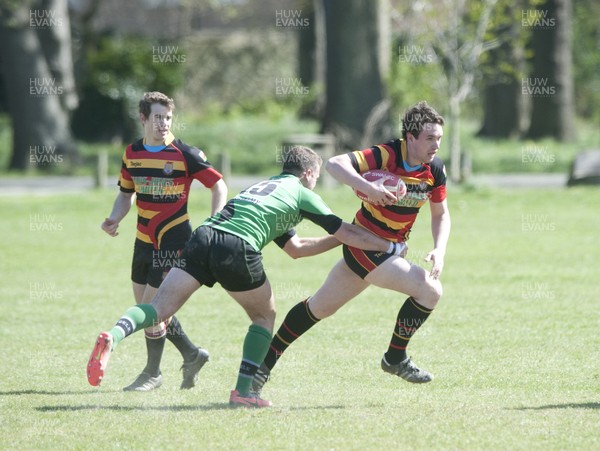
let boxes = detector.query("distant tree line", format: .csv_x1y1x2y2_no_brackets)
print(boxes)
0,0,597,177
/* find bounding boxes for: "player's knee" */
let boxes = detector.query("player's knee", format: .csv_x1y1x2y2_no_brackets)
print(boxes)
414,273,442,308
426,278,443,304
250,305,276,323
307,296,337,319
249,307,276,332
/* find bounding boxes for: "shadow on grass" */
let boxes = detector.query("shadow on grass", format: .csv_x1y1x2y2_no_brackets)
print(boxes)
514,402,600,411
0,389,119,396
36,403,345,412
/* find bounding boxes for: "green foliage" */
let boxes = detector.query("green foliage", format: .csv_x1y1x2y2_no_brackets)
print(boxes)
460,117,599,173
387,0,505,123
72,112,318,177
175,111,318,175
386,37,447,128
572,0,600,121
178,31,301,115
1,187,599,449
388,0,600,139
0,113,11,170
73,35,185,142
0,0,23,25
477,0,600,123
87,36,183,102
479,0,530,84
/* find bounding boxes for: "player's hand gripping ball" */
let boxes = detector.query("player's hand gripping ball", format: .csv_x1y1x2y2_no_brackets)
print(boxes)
354,170,407,204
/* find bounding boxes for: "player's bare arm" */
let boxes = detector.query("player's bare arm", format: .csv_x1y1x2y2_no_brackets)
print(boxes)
101,191,135,237
326,154,396,206
209,179,228,215
282,223,407,260
282,234,341,259
333,222,405,255
426,199,451,279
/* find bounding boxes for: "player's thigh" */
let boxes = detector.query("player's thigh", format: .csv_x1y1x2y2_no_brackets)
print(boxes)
151,267,201,320
365,256,441,306
308,259,370,319
132,282,146,304
132,281,158,305
140,285,158,304
226,279,275,331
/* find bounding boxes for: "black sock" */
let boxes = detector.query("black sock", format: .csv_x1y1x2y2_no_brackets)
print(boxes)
166,316,198,362
384,297,433,365
143,334,165,377
263,298,319,370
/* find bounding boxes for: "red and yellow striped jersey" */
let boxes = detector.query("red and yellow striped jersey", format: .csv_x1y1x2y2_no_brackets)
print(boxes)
118,134,222,248
348,138,447,242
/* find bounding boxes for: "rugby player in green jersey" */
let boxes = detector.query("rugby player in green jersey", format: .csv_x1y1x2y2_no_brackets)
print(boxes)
87,145,407,407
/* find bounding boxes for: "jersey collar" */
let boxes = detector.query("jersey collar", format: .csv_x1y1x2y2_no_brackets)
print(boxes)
142,131,175,150
401,139,424,171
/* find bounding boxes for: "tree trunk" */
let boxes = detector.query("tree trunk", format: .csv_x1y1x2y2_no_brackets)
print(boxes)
448,90,461,184
526,0,575,140
35,0,78,112
321,0,389,149
297,0,316,88
0,0,78,171
479,81,525,138
297,0,326,119
478,2,528,138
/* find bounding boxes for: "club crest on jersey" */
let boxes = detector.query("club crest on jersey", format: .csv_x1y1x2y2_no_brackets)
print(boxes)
163,161,174,175
197,149,207,161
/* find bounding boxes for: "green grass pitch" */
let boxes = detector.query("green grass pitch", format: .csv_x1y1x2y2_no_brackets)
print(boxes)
0,184,598,450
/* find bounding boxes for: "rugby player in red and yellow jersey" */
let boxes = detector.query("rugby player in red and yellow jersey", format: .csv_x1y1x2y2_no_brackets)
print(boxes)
100,92,227,392
253,101,451,394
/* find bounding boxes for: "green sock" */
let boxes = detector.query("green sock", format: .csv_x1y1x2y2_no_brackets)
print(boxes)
235,324,272,395
110,304,159,347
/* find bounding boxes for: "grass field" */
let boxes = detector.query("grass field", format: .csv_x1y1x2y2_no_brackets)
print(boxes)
0,184,599,450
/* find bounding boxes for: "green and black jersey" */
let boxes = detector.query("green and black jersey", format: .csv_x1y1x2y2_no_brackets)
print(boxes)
203,173,342,251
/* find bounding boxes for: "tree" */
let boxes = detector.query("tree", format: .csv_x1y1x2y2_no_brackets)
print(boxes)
389,0,499,182
571,0,600,122
296,0,326,119
433,0,498,182
526,0,575,140
478,0,529,138
0,0,78,171
297,0,318,89
321,0,391,149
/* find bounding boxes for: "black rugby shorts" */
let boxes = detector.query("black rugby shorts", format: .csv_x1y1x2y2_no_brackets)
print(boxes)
180,226,266,292
131,240,187,288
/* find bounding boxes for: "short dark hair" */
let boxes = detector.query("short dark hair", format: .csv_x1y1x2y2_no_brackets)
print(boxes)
401,101,444,140
282,146,322,176
139,91,175,118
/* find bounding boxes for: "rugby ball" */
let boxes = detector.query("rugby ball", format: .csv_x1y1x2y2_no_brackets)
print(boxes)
354,170,407,203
